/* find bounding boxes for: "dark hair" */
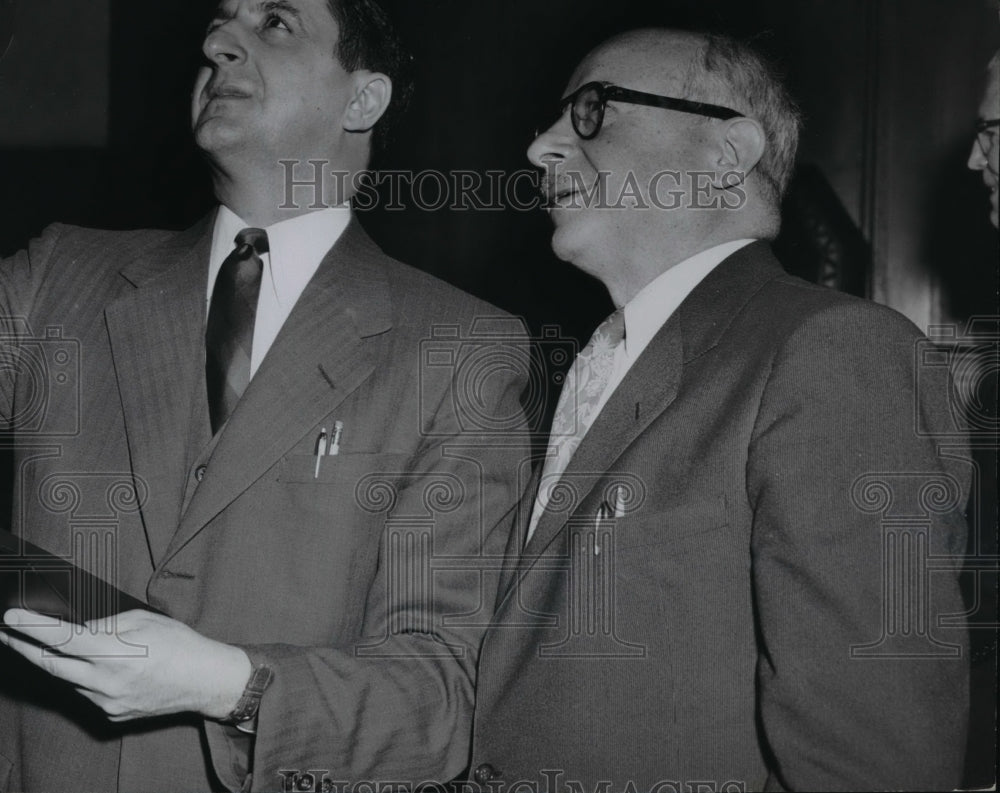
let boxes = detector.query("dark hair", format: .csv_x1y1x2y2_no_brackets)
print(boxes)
325,0,413,154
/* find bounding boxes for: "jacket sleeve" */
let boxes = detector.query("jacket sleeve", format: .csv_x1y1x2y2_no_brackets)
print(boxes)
748,301,970,791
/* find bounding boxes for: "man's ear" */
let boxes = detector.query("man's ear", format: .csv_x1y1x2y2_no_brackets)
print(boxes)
344,72,393,132
713,117,766,185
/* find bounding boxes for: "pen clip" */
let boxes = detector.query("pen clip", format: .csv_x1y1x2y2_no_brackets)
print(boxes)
613,485,626,519
314,429,328,478
329,421,344,456
593,502,611,554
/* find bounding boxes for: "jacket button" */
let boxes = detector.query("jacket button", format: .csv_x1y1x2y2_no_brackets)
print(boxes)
194,465,207,482
473,764,500,783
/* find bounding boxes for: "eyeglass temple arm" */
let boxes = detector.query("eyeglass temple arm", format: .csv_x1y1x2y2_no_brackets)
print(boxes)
604,85,743,120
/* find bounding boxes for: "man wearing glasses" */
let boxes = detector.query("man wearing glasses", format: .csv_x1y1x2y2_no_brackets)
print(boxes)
969,52,999,228
469,29,970,791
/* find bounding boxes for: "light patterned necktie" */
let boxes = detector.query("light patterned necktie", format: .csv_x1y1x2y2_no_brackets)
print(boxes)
527,309,626,542
205,228,267,435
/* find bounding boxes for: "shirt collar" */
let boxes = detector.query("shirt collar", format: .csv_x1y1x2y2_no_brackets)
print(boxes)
622,239,756,361
209,205,352,308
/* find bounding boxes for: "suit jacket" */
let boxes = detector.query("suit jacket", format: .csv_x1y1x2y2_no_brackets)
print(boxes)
469,242,971,792
0,214,528,792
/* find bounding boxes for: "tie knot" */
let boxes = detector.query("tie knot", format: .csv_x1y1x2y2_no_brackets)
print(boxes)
234,228,269,256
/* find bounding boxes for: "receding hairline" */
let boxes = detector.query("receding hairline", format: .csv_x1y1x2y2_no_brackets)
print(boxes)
575,29,711,95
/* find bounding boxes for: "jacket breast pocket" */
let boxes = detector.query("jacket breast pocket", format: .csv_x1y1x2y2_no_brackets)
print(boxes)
613,495,729,551
276,451,410,488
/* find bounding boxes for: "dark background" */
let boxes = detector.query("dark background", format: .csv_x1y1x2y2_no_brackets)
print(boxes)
1,0,998,786
2,0,998,338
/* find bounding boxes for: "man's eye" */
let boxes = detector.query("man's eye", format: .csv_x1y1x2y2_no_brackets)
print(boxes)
262,14,291,32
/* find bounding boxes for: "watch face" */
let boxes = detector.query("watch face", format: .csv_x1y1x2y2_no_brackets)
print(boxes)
0,1,15,64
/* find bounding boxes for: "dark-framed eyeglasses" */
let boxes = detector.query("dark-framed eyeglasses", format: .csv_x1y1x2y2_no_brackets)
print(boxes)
975,118,1000,153
557,81,743,140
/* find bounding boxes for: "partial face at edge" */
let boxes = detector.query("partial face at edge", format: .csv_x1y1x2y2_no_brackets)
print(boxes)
968,55,1000,229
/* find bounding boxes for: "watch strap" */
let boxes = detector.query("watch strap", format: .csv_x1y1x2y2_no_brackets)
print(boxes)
223,663,274,725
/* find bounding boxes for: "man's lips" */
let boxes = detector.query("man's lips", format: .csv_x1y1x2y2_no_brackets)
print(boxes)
540,177,585,207
196,84,253,124
540,185,570,199
206,83,253,102
550,189,579,208
201,72,253,104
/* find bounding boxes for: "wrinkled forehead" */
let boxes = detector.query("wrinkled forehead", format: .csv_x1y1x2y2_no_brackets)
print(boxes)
211,0,333,24
565,32,704,99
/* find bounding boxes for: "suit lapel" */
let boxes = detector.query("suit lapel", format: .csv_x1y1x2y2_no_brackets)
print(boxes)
162,219,392,563
105,215,215,565
516,242,785,565
496,464,542,605
521,315,684,560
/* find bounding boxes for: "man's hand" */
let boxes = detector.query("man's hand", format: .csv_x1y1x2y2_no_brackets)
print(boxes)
0,608,251,722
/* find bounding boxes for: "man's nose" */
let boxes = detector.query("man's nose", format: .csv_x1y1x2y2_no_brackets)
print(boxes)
968,136,988,172
527,114,578,169
202,23,248,65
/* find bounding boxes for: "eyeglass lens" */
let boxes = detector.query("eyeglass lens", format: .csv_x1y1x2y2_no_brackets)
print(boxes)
977,120,999,153
572,85,604,139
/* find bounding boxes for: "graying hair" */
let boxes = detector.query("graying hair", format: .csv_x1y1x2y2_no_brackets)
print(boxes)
683,33,802,205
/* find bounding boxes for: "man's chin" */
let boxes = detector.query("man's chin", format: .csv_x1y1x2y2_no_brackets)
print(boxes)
550,222,604,274
549,222,579,264
193,117,245,156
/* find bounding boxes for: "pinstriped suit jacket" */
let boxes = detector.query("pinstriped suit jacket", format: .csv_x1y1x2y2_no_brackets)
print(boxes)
0,214,529,792
469,242,971,792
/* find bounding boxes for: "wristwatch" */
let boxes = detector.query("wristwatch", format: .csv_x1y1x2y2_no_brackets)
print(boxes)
223,663,274,728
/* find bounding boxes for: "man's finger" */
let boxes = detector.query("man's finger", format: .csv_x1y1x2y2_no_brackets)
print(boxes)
3,608,139,659
0,627,92,685
4,608,66,630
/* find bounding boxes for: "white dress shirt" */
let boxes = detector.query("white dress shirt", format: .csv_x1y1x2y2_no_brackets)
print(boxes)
526,238,756,544
589,238,757,423
208,205,351,377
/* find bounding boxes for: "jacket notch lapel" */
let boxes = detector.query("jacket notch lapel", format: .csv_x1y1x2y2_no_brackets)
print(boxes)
520,315,684,561
104,218,214,565
499,243,788,601
162,221,392,563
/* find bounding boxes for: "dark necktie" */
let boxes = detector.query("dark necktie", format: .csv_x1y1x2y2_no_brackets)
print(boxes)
205,227,268,434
